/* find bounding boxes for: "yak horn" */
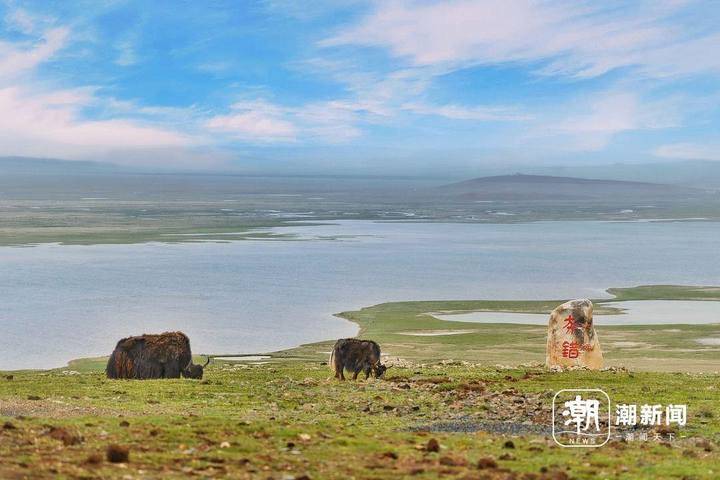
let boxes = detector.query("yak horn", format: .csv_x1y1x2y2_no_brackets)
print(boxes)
203,356,211,367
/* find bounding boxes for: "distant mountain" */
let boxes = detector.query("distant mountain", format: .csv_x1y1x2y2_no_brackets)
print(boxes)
514,161,720,189
0,156,121,174
440,174,708,201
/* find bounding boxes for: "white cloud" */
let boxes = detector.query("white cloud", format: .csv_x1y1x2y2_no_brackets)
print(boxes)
654,143,720,161
402,102,531,121
323,0,720,79
0,27,69,80
205,99,365,143
0,86,196,159
4,8,36,34
295,58,531,127
530,91,680,151
0,23,225,167
205,100,299,142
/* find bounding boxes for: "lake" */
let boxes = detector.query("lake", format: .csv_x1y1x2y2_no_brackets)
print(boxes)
2,219,720,369
434,300,720,325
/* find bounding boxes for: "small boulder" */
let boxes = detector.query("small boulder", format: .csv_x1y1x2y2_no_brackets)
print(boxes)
106,445,130,463
425,438,440,452
546,299,603,370
47,427,83,446
477,456,498,469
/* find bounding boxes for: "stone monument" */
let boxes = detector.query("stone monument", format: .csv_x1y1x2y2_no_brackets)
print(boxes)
546,299,603,370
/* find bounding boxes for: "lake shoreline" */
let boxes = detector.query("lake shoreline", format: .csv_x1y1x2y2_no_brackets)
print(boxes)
43,285,720,375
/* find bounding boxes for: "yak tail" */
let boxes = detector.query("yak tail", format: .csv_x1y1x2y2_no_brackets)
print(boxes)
329,349,336,375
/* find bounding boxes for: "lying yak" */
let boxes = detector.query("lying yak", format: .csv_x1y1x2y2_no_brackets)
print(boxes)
106,331,210,380
330,338,388,380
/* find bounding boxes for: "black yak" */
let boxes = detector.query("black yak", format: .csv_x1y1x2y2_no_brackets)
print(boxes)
330,338,388,380
106,331,210,380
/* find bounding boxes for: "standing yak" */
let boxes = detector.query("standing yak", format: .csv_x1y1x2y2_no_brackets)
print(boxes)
106,331,209,380
330,338,387,380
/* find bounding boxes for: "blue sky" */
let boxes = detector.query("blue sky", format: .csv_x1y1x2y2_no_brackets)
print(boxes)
1,0,719,173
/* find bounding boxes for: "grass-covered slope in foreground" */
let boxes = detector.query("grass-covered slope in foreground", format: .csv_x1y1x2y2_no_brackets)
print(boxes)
1,364,718,479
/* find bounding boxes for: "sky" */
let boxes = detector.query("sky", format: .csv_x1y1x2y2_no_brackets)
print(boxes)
0,0,719,174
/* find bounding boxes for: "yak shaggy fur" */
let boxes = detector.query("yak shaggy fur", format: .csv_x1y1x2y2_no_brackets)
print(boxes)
106,331,207,380
330,338,386,380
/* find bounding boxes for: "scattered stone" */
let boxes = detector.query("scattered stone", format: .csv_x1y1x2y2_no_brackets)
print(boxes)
85,453,103,465
696,439,714,452
220,441,231,448
47,427,83,446
546,299,603,370
601,366,629,373
425,438,440,452
298,433,312,441
499,453,515,461
106,444,130,463
653,424,676,435
545,471,570,480
477,456,498,469
682,449,698,458
439,455,467,467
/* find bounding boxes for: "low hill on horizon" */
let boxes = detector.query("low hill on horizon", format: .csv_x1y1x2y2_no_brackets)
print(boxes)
440,173,710,201
0,156,121,175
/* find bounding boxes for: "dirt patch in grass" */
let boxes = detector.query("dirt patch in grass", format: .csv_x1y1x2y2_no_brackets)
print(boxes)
0,399,116,418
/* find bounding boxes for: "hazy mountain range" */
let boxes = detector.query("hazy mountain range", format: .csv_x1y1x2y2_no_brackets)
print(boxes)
2,156,720,189
440,174,708,201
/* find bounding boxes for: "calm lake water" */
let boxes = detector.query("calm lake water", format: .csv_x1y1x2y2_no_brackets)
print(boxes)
2,220,720,369
435,301,720,325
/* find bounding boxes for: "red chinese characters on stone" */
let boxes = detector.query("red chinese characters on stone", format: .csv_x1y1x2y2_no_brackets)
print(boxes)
562,341,579,358
563,314,577,334
562,341,593,358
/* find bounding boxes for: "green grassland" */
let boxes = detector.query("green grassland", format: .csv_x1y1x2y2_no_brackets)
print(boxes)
1,363,718,479
1,285,719,479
